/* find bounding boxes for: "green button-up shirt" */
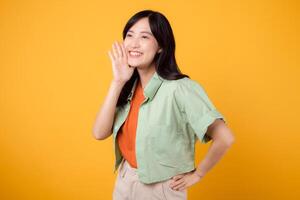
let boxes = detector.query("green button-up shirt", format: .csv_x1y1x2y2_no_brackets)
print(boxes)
112,71,226,184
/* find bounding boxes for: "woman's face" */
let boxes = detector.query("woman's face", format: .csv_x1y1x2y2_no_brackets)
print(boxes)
124,17,162,69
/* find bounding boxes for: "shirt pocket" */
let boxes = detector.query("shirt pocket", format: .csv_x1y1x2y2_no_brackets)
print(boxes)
148,124,187,168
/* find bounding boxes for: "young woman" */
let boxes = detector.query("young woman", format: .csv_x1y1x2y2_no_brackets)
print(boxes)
93,10,235,200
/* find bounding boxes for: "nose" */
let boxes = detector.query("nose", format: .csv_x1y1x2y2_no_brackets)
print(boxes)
128,37,141,49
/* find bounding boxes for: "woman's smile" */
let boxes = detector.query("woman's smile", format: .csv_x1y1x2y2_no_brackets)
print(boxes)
128,51,143,58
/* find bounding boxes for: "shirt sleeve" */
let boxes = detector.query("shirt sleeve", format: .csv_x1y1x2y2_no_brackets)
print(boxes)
175,79,227,143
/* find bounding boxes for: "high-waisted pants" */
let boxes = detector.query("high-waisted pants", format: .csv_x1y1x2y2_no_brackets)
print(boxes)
113,159,187,200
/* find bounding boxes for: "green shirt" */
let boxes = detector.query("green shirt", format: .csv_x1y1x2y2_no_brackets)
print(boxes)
112,71,226,184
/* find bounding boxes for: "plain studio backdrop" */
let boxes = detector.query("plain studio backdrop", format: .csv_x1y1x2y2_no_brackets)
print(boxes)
0,0,299,199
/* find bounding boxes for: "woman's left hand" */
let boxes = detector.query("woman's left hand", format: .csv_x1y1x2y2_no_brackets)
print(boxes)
169,170,202,191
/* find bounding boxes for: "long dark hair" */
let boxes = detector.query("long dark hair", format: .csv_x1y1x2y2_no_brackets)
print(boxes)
117,10,190,107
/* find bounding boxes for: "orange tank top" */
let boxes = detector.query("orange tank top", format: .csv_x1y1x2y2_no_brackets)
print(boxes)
117,79,145,168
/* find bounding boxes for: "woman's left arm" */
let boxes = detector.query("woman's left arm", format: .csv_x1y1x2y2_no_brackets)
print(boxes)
170,119,235,191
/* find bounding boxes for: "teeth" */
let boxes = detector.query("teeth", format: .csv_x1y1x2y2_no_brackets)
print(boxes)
130,51,142,56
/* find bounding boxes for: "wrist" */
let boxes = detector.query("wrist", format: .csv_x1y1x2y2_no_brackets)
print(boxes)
193,168,205,178
111,79,126,86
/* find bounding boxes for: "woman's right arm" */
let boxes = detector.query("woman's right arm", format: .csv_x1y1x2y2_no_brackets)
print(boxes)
92,80,125,140
92,41,133,140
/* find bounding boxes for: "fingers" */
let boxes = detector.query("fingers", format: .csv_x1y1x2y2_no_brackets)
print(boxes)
172,181,186,191
112,41,123,57
108,41,118,61
170,174,187,191
120,42,127,59
169,172,200,191
108,50,114,62
115,41,123,57
170,178,184,188
172,174,184,181
109,41,126,62
111,42,118,59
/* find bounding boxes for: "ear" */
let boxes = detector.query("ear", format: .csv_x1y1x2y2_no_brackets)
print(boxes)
158,48,162,53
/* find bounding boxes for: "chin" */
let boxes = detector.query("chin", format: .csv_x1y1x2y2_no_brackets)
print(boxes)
128,60,152,69
128,64,138,68
128,62,142,68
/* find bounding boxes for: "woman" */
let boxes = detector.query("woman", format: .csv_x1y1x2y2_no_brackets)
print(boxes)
92,10,235,200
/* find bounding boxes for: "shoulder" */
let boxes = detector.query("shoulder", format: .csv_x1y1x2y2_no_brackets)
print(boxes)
159,77,208,101
159,77,207,108
169,77,207,96
178,77,202,87
161,76,203,91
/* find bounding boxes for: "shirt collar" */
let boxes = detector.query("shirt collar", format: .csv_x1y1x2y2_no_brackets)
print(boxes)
127,71,164,102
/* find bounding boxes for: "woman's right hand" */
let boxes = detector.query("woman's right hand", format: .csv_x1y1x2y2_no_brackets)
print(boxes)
108,41,134,84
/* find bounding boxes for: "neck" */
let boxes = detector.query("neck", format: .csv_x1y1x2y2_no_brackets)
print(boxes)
137,66,156,90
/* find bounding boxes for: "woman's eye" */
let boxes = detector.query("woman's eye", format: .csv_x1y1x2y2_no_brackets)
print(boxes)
142,36,148,39
126,34,132,37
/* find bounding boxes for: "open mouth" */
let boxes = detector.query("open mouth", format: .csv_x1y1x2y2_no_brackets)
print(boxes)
129,51,143,57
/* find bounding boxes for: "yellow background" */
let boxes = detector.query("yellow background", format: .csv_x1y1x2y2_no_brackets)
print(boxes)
1,0,299,199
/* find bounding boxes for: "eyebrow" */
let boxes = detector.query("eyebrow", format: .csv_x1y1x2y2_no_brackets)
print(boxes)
127,30,153,36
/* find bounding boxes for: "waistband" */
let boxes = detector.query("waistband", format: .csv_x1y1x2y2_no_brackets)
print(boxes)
119,159,139,179
118,159,174,185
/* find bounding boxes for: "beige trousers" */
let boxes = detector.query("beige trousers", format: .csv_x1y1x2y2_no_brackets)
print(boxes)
112,159,187,200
